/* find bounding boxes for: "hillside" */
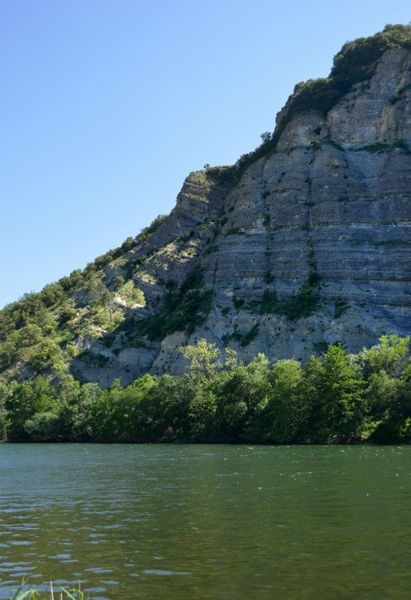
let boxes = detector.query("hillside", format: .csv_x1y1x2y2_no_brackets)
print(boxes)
1,24,410,388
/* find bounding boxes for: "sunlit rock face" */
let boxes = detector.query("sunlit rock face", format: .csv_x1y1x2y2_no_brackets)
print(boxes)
72,46,411,386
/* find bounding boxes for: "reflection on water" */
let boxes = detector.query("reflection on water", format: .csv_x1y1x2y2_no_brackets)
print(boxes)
0,444,410,599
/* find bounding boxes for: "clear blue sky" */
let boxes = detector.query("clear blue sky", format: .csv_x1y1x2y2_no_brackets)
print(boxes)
1,0,409,308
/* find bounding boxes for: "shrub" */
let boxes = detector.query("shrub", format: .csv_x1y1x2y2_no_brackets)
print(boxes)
204,165,237,186
334,300,350,319
58,306,76,325
27,340,63,373
278,282,320,320
241,323,260,346
264,270,274,284
113,275,125,290
259,273,320,320
259,289,278,314
233,297,245,310
137,214,168,243
137,268,213,341
117,280,145,306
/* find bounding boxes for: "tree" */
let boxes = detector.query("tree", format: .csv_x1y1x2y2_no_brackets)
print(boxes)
188,380,217,441
224,347,238,371
213,353,272,441
304,345,365,442
260,131,272,143
368,335,409,377
113,275,125,290
5,376,57,440
367,350,411,443
257,359,305,443
0,379,15,440
27,339,63,372
179,338,221,378
117,280,145,306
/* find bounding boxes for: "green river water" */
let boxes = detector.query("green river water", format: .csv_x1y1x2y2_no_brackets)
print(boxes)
0,444,410,599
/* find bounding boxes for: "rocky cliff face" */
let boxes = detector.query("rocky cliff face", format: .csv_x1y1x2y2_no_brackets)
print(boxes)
69,40,411,386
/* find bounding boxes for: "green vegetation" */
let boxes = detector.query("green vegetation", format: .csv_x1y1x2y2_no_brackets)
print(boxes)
204,165,237,186
84,236,137,273
136,267,213,340
1,26,410,445
259,273,320,320
1,335,409,445
390,83,411,103
10,582,85,599
116,280,145,306
264,270,274,284
356,139,411,154
374,240,411,248
312,340,330,355
334,300,350,319
281,25,411,123
360,142,391,153
233,297,245,310
324,137,344,151
0,225,148,382
137,214,167,243
259,289,278,314
277,279,320,320
240,323,259,346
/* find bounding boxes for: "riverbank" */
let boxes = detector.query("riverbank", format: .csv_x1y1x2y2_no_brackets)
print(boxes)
1,335,410,444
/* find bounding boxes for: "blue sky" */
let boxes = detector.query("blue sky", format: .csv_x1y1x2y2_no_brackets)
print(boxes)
1,0,409,308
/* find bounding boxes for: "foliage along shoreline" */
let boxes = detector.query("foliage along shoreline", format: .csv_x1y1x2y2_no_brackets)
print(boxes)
0,335,410,445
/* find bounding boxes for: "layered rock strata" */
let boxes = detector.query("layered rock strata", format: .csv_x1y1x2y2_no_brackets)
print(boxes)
73,46,411,386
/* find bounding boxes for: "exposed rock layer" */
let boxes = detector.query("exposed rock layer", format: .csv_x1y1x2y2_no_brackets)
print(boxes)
74,46,411,386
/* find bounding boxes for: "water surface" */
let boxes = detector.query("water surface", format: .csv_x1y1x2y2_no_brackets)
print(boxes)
0,444,410,599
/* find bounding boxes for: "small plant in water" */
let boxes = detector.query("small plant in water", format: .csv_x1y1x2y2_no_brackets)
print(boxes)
11,582,86,600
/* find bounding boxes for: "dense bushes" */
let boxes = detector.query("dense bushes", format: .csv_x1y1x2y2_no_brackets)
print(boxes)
1,335,409,444
137,215,168,243
331,25,411,87
0,230,147,378
259,275,320,320
137,268,213,340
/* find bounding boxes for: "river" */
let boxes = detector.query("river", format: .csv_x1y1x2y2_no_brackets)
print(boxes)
0,444,410,599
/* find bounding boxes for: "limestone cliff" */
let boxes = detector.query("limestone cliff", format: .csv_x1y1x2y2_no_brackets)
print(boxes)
67,29,410,387
1,26,410,387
